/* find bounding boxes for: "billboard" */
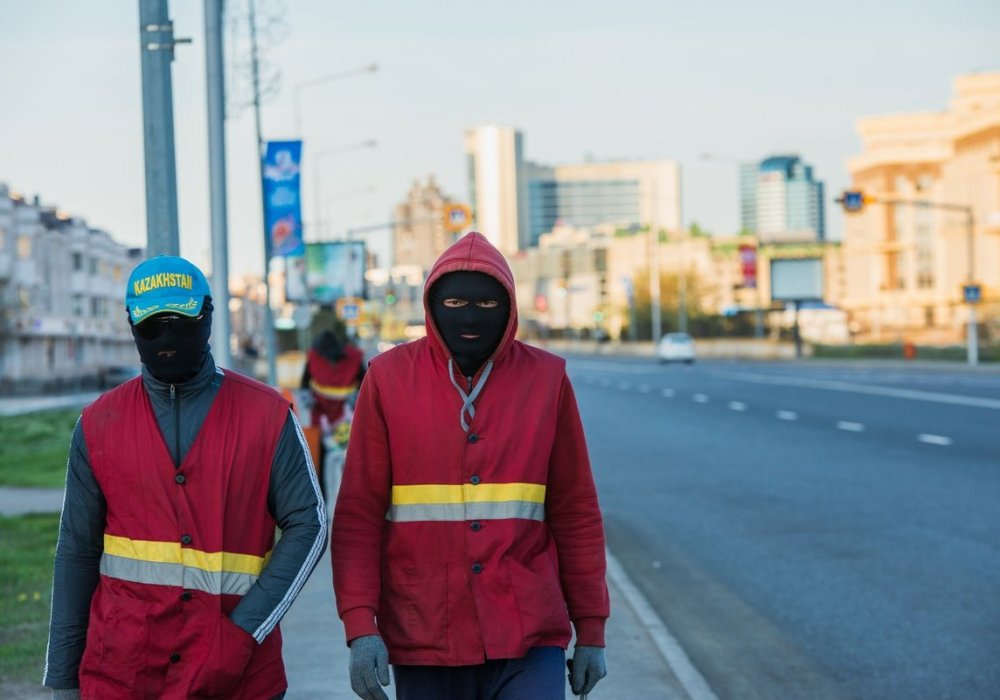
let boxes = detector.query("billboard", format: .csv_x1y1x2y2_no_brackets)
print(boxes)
305,241,366,302
739,244,757,288
262,140,305,257
770,257,823,302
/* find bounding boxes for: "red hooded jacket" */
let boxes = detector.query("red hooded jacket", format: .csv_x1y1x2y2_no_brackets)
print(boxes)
331,232,609,666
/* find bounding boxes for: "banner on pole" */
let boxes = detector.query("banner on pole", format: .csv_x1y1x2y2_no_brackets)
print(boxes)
262,140,305,257
739,244,757,288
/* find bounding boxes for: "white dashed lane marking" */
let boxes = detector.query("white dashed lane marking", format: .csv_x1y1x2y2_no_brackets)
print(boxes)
777,410,798,421
693,394,709,404
639,384,652,393
661,388,675,398
728,401,747,412
837,421,865,432
918,433,953,446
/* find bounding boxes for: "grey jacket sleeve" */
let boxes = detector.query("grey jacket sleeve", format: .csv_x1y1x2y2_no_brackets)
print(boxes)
43,419,106,690
229,409,328,642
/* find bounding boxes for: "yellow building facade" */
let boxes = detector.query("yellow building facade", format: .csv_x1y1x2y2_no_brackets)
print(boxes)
842,72,1000,343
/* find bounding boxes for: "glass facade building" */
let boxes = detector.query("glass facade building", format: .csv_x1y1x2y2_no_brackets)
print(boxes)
528,179,642,246
740,155,825,241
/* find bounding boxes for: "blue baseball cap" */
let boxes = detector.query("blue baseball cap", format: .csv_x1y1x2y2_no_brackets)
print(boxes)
125,255,212,324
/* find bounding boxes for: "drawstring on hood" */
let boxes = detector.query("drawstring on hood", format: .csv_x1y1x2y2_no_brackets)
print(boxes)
447,358,494,432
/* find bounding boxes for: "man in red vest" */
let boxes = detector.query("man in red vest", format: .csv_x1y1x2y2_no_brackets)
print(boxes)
44,255,328,700
332,232,609,699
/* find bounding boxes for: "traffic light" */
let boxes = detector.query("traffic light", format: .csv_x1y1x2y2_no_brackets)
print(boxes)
384,289,397,305
837,190,876,213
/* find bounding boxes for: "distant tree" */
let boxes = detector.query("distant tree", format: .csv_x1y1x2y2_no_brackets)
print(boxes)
689,221,711,238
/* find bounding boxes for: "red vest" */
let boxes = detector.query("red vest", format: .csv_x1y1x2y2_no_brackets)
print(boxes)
306,345,363,426
79,373,289,699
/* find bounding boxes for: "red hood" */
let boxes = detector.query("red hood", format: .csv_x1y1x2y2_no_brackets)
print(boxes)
423,231,518,365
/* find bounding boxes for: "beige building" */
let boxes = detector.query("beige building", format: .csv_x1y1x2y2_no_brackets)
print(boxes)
842,72,1000,343
464,126,527,255
392,176,456,273
507,222,846,341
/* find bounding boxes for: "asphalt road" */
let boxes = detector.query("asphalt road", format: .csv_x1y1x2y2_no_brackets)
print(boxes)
567,356,1000,700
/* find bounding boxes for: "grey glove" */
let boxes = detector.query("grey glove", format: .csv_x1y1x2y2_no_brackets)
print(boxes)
52,690,81,700
569,645,607,696
349,634,390,700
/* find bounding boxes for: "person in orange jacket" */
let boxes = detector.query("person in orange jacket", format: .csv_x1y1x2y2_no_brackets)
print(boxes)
331,232,609,699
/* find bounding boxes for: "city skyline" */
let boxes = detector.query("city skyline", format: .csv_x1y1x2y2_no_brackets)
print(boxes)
1,0,998,278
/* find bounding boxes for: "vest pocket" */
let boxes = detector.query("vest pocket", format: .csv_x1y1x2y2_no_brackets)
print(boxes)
508,554,572,640
96,590,150,695
379,564,449,651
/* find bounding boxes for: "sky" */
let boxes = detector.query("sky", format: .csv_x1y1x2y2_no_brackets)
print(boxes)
1,0,998,280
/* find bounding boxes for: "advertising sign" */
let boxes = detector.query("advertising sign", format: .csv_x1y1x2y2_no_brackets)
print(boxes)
770,257,824,302
262,140,305,257
739,244,757,288
285,255,308,302
305,241,366,303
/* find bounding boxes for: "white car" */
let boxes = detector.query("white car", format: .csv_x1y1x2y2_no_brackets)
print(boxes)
657,332,695,364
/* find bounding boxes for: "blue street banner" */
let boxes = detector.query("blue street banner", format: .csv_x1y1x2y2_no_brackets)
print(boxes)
262,140,305,257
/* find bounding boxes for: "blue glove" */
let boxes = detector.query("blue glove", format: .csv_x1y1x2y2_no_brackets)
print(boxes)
348,634,390,700
569,645,607,696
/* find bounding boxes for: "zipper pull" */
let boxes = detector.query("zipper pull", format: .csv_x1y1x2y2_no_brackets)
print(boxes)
170,384,176,401
466,376,473,392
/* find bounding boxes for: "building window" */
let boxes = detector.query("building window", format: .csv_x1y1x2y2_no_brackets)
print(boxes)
0,227,6,249
73,252,84,271
17,236,31,258
924,306,935,328
73,294,85,316
89,257,98,274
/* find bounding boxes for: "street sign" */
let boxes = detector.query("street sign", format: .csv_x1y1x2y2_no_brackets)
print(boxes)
336,296,363,325
963,284,982,304
442,203,472,233
838,190,876,213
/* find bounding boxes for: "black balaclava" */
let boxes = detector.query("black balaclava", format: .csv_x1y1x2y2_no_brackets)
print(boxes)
130,298,214,385
429,271,509,377
314,330,345,363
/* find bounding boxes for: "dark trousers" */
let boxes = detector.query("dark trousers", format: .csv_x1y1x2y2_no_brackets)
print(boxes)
393,646,565,700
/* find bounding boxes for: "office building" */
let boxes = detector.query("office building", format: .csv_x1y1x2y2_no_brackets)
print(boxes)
392,175,456,273
527,160,682,247
740,155,826,242
464,126,528,254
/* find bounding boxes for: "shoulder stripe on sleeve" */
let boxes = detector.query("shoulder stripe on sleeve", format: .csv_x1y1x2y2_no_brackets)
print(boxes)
251,408,328,642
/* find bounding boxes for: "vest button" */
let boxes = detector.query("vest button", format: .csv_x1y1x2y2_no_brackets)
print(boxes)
471,562,483,574
468,433,479,443
180,534,192,545
181,591,192,602
174,473,186,484
470,521,482,531
170,653,181,663
470,475,481,485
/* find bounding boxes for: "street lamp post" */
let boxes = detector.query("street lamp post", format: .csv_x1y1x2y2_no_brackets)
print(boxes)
292,63,379,135
312,140,377,240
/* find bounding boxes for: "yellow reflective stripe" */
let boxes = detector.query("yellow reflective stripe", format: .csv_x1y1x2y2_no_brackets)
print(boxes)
103,534,269,576
309,379,357,399
391,482,546,505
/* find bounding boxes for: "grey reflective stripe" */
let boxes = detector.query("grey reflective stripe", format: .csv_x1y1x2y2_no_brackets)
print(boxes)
100,553,258,596
386,500,545,523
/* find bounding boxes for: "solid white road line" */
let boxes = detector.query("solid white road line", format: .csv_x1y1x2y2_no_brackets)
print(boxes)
917,433,953,446
728,401,747,412
837,421,865,432
693,394,709,403
605,550,719,700
777,410,798,421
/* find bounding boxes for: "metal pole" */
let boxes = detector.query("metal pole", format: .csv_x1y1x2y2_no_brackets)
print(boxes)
966,209,978,366
138,0,182,256
204,0,231,368
793,300,802,359
249,0,278,386
678,235,688,334
650,206,662,344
